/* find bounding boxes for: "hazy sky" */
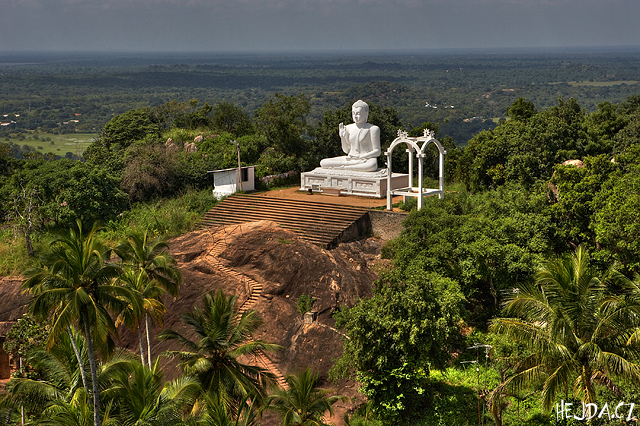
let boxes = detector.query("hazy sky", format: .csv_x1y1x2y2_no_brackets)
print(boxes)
2,0,639,52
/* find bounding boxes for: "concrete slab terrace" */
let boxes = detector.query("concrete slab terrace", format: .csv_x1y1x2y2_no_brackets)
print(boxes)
251,186,404,210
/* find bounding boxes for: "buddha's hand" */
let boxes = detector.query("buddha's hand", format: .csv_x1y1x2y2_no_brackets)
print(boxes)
339,122,346,138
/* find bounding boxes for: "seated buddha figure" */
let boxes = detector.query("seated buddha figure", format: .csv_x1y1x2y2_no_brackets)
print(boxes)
319,100,381,172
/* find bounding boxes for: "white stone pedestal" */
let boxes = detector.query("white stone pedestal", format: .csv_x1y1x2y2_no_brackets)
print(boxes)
300,168,409,198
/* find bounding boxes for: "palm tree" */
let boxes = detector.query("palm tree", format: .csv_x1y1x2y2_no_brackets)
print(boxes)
100,357,183,426
38,390,95,426
490,245,640,411
267,368,345,426
190,394,262,426
116,229,181,366
22,220,141,426
115,268,167,367
158,289,281,411
2,331,89,423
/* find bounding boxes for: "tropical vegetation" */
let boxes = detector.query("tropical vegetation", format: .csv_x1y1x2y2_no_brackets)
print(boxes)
2,51,640,425
267,368,346,426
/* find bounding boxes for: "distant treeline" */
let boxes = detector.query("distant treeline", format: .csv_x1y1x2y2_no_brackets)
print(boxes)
1,50,639,146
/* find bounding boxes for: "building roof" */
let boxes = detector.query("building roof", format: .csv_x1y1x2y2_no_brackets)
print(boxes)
207,165,255,174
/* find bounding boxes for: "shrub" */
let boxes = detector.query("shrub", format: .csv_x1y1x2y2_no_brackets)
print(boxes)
121,144,180,202
297,293,316,315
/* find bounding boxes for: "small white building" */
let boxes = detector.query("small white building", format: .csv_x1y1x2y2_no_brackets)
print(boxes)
208,166,255,199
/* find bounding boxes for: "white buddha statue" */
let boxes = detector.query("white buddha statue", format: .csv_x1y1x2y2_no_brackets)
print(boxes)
319,100,381,172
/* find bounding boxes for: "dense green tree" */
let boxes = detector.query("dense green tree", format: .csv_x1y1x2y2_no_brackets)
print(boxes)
212,101,255,137
151,99,214,130
255,94,311,162
457,121,524,190
507,97,537,121
158,290,281,411
184,100,214,129
1,159,128,229
491,246,640,411
585,101,626,155
22,221,141,426
150,100,196,130
98,107,159,152
460,97,594,190
385,187,552,324
333,270,464,422
0,142,11,176
3,313,49,369
591,163,640,273
83,107,161,174
267,368,345,426
613,111,640,156
312,107,352,162
547,154,617,252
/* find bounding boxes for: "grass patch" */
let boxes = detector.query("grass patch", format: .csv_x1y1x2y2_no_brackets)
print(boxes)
423,367,548,426
2,132,96,156
0,227,51,276
100,188,218,244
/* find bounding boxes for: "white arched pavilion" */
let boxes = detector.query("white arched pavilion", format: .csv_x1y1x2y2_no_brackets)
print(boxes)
385,129,446,211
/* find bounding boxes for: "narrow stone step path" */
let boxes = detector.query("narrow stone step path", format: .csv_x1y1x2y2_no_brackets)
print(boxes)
205,225,288,390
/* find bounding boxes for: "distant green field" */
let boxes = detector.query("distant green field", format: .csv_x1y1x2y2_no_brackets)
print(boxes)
2,132,96,156
568,80,639,87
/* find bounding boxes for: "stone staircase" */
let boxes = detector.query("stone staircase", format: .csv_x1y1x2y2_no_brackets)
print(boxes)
198,194,371,248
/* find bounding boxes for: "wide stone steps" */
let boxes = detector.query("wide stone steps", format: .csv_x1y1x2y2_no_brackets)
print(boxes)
198,194,369,248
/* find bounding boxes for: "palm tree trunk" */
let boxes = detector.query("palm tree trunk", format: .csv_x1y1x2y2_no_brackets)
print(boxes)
83,321,101,426
584,368,596,406
68,326,89,392
19,357,24,425
145,313,152,367
138,323,146,367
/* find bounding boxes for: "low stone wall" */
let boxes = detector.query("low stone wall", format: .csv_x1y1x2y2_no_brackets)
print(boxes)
367,210,408,241
332,212,372,248
334,210,408,245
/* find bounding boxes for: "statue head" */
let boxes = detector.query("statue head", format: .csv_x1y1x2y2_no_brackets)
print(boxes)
352,100,369,124
352,100,369,114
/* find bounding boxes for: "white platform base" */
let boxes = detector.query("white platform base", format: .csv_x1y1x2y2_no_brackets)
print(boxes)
300,168,409,198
